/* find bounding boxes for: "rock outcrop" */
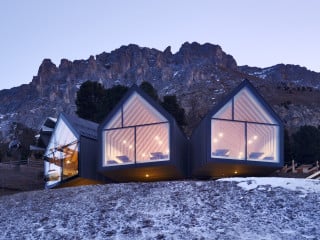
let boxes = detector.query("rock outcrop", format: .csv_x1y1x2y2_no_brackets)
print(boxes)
0,42,319,140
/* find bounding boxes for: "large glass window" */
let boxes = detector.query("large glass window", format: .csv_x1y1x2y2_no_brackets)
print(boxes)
103,92,170,166
104,128,135,165
211,86,280,163
44,118,79,187
247,123,279,162
211,120,245,160
136,123,169,163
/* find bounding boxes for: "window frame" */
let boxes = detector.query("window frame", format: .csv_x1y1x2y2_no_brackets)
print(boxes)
103,121,170,167
210,86,280,163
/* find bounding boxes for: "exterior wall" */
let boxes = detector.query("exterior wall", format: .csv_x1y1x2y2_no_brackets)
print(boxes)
171,122,189,177
190,117,209,176
98,86,188,181
99,122,188,181
79,136,107,182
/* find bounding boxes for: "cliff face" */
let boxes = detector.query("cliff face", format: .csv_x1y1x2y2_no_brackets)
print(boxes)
0,41,320,140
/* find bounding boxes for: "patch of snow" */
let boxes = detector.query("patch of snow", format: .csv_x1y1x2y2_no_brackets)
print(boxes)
173,71,180,77
219,177,320,194
292,79,302,85
250,67,276,79
0,179,319,239
213,88,225,94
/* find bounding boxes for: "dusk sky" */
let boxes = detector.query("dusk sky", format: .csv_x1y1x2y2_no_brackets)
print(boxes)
1,0,319,90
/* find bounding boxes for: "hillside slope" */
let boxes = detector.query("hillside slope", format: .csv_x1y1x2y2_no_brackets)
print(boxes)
0,178,319,239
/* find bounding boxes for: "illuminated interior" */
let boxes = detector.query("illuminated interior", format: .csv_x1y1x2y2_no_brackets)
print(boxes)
44,118,79,187
103,92,170,166
211,87,280,162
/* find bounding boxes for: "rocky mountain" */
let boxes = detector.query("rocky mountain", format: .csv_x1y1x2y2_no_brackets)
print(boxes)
0,42,320,142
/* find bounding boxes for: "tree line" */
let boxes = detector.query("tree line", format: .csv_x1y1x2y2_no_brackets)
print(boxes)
284,126,320,165
75,81,186,127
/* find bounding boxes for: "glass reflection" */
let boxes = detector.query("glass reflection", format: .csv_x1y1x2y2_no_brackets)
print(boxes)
44,119,79,187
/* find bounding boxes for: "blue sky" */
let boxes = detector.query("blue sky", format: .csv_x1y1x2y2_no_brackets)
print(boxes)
1,0,319,90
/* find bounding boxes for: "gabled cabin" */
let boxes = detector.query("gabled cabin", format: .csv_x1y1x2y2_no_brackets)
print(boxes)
98,85,188,182
30,117,57,152
44,113,103,188
191,80,284,178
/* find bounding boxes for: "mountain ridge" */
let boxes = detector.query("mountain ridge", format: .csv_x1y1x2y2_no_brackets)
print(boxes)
0,42,320,142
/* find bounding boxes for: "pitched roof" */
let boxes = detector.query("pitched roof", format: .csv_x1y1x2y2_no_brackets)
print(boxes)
62,114,98,140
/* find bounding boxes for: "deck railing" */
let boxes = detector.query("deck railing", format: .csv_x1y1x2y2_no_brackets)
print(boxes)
0,159,43,169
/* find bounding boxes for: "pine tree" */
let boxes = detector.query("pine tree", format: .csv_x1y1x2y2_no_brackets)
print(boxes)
140,81,159,102
75,81,106,122
75,81,128,123
292,125,320,164
161,95,186,127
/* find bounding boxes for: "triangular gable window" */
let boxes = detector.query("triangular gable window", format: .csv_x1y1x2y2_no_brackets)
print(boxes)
213,100,232,119
213,86,277,124
234,87,276,124
123,93,167,126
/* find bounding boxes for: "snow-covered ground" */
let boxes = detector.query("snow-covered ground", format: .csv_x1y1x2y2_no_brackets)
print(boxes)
0,177,319,239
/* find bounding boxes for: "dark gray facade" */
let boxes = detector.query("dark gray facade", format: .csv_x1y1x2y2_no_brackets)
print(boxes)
190,80,284,178
98,85,188,182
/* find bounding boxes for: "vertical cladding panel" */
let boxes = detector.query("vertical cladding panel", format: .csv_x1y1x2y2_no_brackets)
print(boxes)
79,137,102,181
172,122,188,178
190,118,207,175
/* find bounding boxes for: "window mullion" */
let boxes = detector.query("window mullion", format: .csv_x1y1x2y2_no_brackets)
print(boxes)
121,106,124,127
232,97,234,120
134,126,137,164
245,122,247,161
